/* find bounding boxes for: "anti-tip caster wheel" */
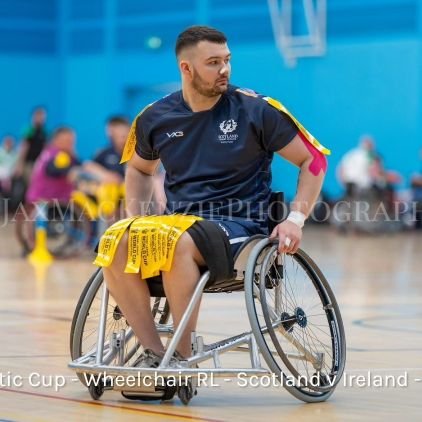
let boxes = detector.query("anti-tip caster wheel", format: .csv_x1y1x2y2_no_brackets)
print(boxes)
88,381,104,400
162,384,177,401
177,380,197,405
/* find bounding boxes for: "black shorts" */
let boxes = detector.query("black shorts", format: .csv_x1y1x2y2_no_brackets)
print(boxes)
187,219,265,283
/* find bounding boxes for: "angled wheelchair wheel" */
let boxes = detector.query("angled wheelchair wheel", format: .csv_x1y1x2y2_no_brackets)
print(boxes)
22,202,91,257
70,268,171,386
245,239,346,403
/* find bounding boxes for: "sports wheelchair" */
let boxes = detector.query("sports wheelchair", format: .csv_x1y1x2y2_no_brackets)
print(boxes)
68,193,346,404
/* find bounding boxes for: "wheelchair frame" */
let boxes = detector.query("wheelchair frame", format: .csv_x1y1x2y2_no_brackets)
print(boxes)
69,235,346,404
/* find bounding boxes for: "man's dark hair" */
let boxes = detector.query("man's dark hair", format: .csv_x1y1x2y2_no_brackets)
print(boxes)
107,116,129,126
175,26,227,57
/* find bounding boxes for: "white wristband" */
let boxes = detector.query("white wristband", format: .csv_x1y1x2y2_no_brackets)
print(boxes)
286,211,306,228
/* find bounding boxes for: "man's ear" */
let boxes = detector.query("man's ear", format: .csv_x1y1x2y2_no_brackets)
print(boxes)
179,60,192,78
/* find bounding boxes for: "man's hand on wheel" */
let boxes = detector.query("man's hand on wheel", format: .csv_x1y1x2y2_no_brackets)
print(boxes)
269,220,302,254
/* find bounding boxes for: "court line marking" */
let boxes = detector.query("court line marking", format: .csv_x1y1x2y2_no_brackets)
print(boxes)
347,347,422,352
0,355,68,359
352,314,422,335
0,387,224,422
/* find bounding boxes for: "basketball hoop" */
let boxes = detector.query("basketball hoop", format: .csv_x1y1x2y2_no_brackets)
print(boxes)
267,0,327,67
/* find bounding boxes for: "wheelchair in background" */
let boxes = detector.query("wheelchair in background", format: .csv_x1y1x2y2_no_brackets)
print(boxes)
17,179,123,258
69,193,346,404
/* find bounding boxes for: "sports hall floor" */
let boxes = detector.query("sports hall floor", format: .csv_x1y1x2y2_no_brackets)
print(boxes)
0,223,421,421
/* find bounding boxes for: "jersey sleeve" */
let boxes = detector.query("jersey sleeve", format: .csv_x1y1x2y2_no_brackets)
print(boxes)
261,100,299,152
92,149,105,165
134,112,159,161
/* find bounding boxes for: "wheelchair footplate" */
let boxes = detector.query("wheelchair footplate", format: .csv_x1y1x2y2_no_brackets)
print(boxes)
76,367,198,404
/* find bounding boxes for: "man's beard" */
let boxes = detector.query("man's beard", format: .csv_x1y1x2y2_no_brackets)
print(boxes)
191,68,228,97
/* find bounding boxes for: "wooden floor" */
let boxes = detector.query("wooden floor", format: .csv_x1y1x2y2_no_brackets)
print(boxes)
1,222,421,421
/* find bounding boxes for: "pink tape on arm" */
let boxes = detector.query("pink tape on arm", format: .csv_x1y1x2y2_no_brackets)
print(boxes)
298,132,328,176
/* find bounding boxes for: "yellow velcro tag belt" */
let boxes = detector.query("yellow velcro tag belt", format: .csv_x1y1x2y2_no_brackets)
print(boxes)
120,103,153,164
263,97,331,155
93,215,203,279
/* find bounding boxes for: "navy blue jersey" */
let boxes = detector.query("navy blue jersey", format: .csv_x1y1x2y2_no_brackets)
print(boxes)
94,146,125,178
134,85,298,229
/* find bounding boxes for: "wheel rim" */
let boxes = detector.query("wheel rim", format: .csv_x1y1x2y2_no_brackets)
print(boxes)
72,270,171,369
245,239,345,401
258,246,342,393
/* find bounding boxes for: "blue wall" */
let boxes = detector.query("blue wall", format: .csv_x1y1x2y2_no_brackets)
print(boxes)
1,0,422,199
0,55,61,137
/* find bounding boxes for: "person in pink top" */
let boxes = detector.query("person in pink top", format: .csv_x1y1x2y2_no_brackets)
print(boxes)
15,127,80,256
26,127,79,203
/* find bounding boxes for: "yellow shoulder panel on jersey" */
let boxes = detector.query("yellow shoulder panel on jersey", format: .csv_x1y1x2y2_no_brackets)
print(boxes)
263,96,331,155
120,103,153,164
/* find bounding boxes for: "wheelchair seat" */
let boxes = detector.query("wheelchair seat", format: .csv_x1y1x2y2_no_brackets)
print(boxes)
145,234,267,297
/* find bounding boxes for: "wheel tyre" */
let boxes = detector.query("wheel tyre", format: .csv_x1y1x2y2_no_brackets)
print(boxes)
177,382,195,405
70,268,172,386
88,381,104,400
162,384,177,401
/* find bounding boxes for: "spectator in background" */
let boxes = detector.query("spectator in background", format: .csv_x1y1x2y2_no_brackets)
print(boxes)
83,116,129,184
337,135,379,197
335,135,402,233
11,107,48,210
411,148,422,229
0,135,18,196
14,107,48,183
82,115,166,215
338,134,403,198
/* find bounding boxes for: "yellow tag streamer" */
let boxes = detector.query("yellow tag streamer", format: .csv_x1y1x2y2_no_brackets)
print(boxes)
120,104,153,164
95,215,202,279
125,219,143,273
93,217,138,267
263,97,331,155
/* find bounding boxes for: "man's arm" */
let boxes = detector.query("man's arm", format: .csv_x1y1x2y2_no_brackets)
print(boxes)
125,152,160,217
82,161,123,184
271,134,327,253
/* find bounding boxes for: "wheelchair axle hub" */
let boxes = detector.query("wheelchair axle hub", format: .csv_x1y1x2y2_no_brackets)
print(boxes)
280,312,295,332
113,306,123,321
295,307,308,328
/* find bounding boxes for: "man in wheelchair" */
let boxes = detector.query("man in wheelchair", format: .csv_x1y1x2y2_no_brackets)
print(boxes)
76,26,344,404
99,25,328,364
